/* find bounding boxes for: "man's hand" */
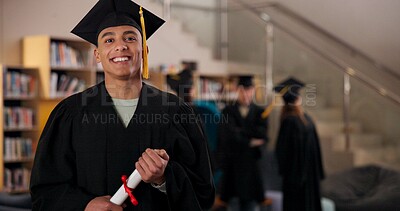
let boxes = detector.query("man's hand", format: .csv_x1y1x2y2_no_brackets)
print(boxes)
85,196,125,211
136,148,169,185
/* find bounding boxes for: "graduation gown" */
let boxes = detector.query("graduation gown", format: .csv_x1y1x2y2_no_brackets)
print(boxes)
275,114,325,211
218,103,268,202
30,82,215,211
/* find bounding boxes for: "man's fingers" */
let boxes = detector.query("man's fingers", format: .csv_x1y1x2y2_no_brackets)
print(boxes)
138,157,150,172
154,149,169,161
135,161,146,176
142,150,157,167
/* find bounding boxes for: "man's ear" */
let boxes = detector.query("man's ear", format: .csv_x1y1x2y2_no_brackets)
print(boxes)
94,48,101,63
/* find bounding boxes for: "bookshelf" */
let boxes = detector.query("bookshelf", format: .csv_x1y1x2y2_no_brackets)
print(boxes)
1,64,39,193
194,74,238,102
23,35,95,100
22,36,99,145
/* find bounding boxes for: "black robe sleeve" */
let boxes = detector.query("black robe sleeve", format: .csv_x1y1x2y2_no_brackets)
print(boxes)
164,102,215,210
30,101,94,210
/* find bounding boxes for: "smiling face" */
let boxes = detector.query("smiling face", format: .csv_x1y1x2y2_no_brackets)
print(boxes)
95,25,143,82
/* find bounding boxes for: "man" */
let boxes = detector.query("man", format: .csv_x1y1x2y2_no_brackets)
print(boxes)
216,76,270,211
30,0,215,210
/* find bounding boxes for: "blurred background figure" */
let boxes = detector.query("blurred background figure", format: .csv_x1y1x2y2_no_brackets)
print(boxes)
166,61,197,102
167,60,222,191
215,76,271,211
274,77,325,211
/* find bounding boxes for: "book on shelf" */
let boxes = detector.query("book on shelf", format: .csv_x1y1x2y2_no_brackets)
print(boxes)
3,167,30,192
50,72,86,98
3,70,37,98
50,41,86,68
3,107,35,130
3,137,33,161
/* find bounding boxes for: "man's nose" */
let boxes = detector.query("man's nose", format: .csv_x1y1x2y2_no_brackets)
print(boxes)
115,40,128,51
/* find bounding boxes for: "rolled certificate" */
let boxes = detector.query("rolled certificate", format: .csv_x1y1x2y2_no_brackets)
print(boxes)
110,169,142,205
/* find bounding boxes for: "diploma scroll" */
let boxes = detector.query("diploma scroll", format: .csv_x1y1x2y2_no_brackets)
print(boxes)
110,169,142,205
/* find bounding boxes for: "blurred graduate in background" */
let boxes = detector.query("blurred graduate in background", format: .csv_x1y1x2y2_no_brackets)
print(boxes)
166,61,196,102
274,77,325,211
166,62,222,185
216,76,271,211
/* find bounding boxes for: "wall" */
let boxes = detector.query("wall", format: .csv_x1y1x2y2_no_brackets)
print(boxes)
171,6,217,50
227,8,267,66
168,0,218,56
1,0,97,66
281,0,400,72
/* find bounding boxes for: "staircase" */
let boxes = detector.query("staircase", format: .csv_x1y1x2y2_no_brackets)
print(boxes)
309,107,400,175
137,0,400,175
133,0,229,75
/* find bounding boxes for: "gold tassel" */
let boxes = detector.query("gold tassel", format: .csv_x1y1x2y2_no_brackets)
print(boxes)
261,86,289,119
139,7,149,79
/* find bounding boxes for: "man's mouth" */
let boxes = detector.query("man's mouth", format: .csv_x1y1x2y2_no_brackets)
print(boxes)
110,56,131,63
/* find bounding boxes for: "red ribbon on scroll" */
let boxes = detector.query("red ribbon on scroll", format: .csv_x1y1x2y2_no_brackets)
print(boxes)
121,175,139,206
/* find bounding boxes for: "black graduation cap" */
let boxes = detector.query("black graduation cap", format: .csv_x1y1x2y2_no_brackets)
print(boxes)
182,61,197,71
166,69,194,94
274,77,305,104
71,0,165,79
237,76,254,88
71,0,165,46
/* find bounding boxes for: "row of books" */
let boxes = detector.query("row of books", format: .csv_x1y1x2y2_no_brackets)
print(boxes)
50,72,86,98
3,107,35,130
3,137,33,161
3,167,30,192
195,78,224,100
3,71,37,98
50,41,87,68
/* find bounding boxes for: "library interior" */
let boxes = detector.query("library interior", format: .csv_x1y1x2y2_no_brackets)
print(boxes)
0,0,400,211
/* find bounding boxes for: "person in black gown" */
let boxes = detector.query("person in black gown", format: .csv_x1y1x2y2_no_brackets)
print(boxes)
166,62,222,189
30,0,215,210
274,77,325,211
216,76,271,211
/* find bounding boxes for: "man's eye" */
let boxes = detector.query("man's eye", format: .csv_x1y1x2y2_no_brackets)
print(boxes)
126,37,136,41
105,39,113,43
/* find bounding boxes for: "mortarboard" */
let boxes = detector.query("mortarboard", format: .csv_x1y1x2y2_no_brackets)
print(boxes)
237,76,254,88
182,61,198,71
71,0,165,79
260,77,305,119
273,77,305,104
166,69,194,94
